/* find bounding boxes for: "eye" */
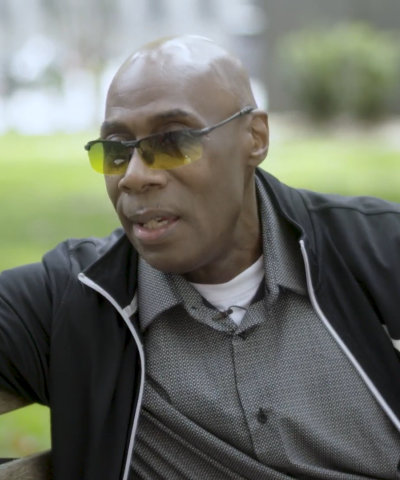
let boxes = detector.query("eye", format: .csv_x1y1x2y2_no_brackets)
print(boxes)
102,142,132,174
106,135,130,142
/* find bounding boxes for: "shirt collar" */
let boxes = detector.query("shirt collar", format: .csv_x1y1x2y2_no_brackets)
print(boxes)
137,260,182,332
138,176,308,331
256,176,307,298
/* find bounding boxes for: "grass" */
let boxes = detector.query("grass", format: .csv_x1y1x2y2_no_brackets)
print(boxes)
0,131,399,458
264,137,400,201
0,133,119,270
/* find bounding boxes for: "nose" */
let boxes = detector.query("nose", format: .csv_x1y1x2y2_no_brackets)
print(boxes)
118,148,168,194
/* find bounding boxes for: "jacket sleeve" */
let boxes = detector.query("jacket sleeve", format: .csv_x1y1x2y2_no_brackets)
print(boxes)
0,262,53,406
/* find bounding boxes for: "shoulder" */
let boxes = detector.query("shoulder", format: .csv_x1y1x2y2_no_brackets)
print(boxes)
294,190,400,291
298,188,400,217
298,189,400,246
257,167,400,218
257,169,400,266
42,227,124,275
257,168,400,241
0,228,124,313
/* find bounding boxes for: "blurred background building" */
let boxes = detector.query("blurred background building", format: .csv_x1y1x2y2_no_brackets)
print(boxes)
2,0,398,134
0,0,268,134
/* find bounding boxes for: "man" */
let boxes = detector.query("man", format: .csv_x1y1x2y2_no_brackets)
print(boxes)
1,34,400,480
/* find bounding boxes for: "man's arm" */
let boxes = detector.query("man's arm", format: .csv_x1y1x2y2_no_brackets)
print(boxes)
0,450,51,480
0,387,31,414
0,264,54,479
0,262,53,405
0,241,73,479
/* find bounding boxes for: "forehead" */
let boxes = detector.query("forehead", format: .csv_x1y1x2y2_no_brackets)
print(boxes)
105,53,234,127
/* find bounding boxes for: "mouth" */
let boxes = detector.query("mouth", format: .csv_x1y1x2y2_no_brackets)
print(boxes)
130,212,180,244
140,217,172,230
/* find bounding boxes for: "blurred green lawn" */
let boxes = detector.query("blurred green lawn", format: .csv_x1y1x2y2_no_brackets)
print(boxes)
0,131,399,457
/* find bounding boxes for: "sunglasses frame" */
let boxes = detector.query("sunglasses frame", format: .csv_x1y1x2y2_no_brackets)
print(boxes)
84,105,255,171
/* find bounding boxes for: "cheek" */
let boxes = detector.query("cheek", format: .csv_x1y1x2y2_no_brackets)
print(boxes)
194,142,245,198
104,176,120,209
175,153,244,228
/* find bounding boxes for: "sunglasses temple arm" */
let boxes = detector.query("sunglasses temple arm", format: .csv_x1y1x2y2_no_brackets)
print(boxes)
121,140,140,148
192,107,254,136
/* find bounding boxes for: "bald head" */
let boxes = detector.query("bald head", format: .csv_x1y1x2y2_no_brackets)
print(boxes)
102,35,269,282
108,35,257,115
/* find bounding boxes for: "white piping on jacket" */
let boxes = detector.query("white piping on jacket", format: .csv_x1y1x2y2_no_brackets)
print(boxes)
123,294,138,318
382,324,400,354
78,273,144,480
300,240,400,434
392,338,400,353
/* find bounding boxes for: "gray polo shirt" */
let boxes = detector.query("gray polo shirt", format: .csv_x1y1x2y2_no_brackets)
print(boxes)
131,177,400,479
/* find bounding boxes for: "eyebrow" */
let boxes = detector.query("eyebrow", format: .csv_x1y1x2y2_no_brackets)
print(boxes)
100,109,193,137
100,121,126,137
149,109,192,122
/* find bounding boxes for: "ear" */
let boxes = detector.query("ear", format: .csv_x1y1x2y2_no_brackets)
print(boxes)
247,110,269,168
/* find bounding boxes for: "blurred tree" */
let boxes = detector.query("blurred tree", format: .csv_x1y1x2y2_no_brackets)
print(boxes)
278,23,400,121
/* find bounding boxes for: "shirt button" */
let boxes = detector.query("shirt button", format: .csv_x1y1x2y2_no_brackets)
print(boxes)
257,408,268,424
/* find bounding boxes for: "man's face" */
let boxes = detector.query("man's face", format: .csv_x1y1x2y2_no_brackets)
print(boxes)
103,58,256,276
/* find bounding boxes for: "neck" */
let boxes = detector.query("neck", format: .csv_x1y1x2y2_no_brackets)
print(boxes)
183,189,262,285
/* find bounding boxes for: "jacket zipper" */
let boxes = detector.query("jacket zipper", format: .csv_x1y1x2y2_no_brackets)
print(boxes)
78,273,145,480
300,240,400,433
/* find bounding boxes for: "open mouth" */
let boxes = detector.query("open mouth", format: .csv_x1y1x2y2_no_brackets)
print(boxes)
140,217,172,230
133,216,179,243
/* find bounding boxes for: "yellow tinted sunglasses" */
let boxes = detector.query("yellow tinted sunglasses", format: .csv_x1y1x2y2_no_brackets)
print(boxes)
84,106,254,175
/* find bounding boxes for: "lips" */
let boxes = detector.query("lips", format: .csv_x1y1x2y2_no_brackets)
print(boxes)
126,209,180,244
129,209,179,226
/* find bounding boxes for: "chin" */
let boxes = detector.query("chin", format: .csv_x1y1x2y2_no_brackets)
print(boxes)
134,244,193,275
144,255,193,275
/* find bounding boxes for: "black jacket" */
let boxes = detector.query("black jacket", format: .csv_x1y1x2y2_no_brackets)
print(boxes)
1,169,400,480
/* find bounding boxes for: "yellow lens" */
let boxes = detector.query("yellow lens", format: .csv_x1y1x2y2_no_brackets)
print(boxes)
88,142,106,174
140,132,203,170
88,142,130,175
177,133,203,164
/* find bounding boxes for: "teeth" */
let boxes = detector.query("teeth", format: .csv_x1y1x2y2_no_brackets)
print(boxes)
143,218,169,230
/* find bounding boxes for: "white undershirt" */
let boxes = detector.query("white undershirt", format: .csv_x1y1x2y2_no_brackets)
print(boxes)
189,256,264,326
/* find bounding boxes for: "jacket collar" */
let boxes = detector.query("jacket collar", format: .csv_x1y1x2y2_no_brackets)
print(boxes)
255,169,315,248
255,169,319,288
82,230,139,310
